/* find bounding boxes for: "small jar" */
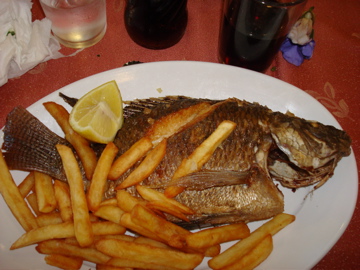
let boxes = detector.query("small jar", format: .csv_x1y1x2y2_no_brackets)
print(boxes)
124,0,188,50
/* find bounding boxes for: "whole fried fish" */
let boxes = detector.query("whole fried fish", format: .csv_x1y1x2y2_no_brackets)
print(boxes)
1,96,351,226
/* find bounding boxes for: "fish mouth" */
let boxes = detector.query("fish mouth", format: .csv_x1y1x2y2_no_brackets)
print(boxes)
268,147,339,189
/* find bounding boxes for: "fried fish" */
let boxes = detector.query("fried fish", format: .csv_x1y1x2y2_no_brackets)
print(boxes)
1,96,351,225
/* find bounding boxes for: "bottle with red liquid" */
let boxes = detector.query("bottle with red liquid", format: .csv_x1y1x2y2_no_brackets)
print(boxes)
124,0,188,50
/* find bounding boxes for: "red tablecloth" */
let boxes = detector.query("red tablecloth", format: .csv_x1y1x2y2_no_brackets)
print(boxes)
1,0,359,269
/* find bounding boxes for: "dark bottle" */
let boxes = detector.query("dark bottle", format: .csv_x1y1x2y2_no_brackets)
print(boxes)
124,0,188,50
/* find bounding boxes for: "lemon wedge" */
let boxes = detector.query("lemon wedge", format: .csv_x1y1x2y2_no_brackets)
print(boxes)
69,80,123,144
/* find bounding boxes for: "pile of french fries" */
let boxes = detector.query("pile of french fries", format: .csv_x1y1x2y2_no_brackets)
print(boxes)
0,101,296,270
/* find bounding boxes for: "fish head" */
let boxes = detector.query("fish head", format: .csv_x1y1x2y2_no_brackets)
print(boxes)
268,112,351,189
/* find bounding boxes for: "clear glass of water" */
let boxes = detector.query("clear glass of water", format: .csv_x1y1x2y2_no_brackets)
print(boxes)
40,0,107,49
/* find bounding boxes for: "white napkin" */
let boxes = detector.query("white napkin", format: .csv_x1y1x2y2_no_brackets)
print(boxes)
0,0,64,87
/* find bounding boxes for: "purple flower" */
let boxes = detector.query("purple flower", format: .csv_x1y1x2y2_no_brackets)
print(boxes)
280,7,315,66
280,38,315,66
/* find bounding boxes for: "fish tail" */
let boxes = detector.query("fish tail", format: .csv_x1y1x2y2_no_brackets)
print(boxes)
2,106,71,181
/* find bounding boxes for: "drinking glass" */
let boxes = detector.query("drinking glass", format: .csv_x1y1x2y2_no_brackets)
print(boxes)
124,0,188,50
218,0,307,72
40,0,107,49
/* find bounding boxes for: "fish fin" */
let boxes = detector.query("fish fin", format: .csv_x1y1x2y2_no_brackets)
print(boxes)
59,92,78,107
166,170,252,190
122,96,196,118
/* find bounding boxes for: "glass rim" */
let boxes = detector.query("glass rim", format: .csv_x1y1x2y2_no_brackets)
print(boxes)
255,0,307,8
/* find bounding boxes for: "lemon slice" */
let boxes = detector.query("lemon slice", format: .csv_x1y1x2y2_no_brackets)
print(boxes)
69,80,123,144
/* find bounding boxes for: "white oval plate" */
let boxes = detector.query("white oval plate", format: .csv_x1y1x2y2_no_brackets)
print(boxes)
0,61,357,270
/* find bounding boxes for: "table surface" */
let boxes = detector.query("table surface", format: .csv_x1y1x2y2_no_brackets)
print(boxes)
1,0,359,269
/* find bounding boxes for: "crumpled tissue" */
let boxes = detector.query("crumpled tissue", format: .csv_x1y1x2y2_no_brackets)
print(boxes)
0,0,64,87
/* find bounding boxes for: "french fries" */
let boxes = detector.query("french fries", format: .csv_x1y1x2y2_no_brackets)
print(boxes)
221,234,273,270
93,205,125,224
96,264,133,270
36,212,64,227
115,139,167,189
54,180,73,222
108,137,153,180
44,101,98,180
120,213,164,242
165,120,237,197
208,213,295,269
34,171,57,213
18,171,35,198
11,222,75,249
11,221,126,250
116,189,146,212
0,100,297,270
130,204,189,245
170,222,250,250
44,254,83,270
26,192,41,216
56,144,94,247
0,152,38,232
36,239,111,264
145,101,225,145
87,142,119,212
136,185,195,215
95,238,204,270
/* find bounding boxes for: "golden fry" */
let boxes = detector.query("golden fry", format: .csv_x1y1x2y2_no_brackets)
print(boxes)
221,234,273,270
26,192,41,216
108,137,153,180
92,221,126,235
94,234,135,243
56,144,93,247
107,257,181,270
100,197,118,207
136,185,195,215
145,101,222,145
93,205,125,224
0,152,38,231
130,204,189,245
146,200,189,222
134,236,171,250
44,254,83,270
95,238,203,270
116,139,167,189
116,190,146,213
54,180,73,222
173,222,250,250
96,264,133,270
11,222,75,249
36,212,64,227
208,213,295,269
165,120,236,197
44,101,97,180
120,213,163,242
34,171,57,214
36,239,110,264
11,221,125,249
18,171,35,198
87,142,119,212
204,245,221,257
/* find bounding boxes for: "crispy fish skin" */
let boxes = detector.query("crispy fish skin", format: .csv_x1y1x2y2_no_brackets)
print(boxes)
171,166,285,226
107,98,281,225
